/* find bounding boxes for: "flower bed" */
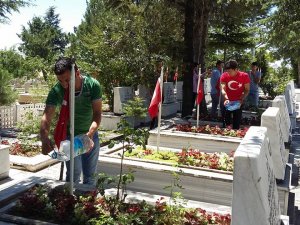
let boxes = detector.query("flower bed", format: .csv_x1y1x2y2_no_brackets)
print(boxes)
125,146,234,172
7,184,231,225
194,115,261,126
1,139,57,172
175,124,248,138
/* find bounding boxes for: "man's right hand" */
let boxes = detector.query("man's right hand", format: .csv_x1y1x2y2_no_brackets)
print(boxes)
41,137,53,155
224,99,230,106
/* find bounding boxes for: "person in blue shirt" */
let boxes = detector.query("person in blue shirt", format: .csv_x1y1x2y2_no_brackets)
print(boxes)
210,60,224,118
247,62,261,107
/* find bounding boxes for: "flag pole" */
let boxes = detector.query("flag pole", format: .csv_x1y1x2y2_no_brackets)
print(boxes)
218,68,223,117
157,66,164,151
175,66,178,92
69,63,75,195
196,66,201,127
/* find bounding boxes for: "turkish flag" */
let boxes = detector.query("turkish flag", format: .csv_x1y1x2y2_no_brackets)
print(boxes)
173,71,178,81
148,78,162,119
54,87,70,149
196,81,204,105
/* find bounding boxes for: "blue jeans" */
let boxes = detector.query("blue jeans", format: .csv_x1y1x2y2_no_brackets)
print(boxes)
66,132,100,185
247,92,259,107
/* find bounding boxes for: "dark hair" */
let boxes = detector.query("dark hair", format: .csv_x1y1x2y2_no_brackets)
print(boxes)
224,60,238,70
54,57,78,75
251,62,258,66
216,60,223,66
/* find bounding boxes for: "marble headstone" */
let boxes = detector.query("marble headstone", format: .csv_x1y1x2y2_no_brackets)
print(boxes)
272,96,290,143
288,80,296,100
232,126,281,225
284,87,294,114
261,107,288,180
163,82,175,104
113,87,134,114
137,85,151,107
24,82,30,93
204,78,211,94
175,81,183,101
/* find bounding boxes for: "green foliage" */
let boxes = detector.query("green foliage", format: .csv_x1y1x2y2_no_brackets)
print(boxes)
122,97,147,119
106,102,149,202
18,6,69,82
260,64,293,98
267,0,300,61
17,111,41,138
0,68,17,106
0,0,30,23
0,49,27,78
71,0,183,106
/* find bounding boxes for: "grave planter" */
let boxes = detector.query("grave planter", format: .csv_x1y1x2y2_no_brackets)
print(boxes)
0,177,231,225
9,154,58,172
148,126,242,153
101,112,140,130
0,145,10,180
98,144,290,215
259,99,273,108
2,141,58,172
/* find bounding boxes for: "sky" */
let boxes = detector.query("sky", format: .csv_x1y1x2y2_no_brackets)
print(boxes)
0,0,87,50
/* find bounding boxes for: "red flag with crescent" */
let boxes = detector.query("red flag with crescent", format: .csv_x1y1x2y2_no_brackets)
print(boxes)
54,87,69,149
148,78,162,119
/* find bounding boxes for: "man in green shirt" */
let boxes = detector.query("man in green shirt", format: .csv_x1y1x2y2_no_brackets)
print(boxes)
40,57,102,185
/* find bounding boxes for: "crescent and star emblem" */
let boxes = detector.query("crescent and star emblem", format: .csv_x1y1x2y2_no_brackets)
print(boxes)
228,81,242,90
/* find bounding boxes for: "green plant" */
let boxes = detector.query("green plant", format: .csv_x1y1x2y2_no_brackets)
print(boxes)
13,183,231,224
100,99,149,216
0,69,17,106
17,111,42,139
260,65,293,98
122,97,148,119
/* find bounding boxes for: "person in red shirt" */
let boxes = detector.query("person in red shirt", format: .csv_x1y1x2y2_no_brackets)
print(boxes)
220,60,250,129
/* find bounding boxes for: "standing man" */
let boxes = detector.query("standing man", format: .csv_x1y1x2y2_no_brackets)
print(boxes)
247,62,261,107
220,60,250,129
192,63,208,117
210,60,224,118
40,57,102,185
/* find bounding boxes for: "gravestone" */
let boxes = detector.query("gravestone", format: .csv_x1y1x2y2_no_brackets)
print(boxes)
137,85,151,124
232,126,281,225
113,87,134,114
24,82,30,93
261,107,288,180
161,82,178,117
0,145,10,180
175,81,183,101
272,96,290,143
137,85,151,107
204,78,211,94
175,81,183,112
284,88,294,115
163,82,175,104
288,80,295,100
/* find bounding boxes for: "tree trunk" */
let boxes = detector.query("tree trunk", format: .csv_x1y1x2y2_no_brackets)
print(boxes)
182,0,195,118
181,0,212,117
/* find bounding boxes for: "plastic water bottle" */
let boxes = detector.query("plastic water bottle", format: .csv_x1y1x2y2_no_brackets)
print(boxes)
50,134,94,161
225,100,241,111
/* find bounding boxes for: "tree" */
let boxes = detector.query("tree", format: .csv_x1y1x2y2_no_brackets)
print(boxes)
0,0,30,23
267,0,300,84
71,0,183,109
18,6,68,80
0,68,17,106
181,0,213,117
0,49,26,78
